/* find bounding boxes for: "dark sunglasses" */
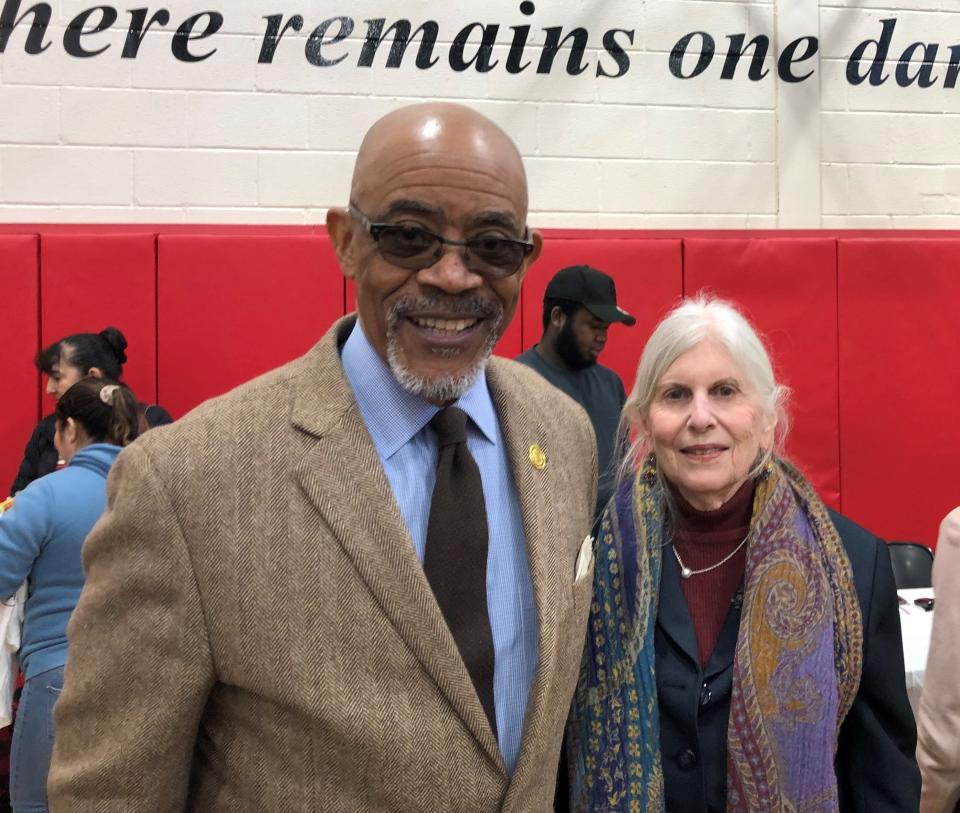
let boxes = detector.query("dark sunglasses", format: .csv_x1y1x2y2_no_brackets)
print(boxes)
348,205,534,278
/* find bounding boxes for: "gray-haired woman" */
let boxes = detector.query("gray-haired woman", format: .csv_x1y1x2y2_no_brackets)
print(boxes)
566,296,919,812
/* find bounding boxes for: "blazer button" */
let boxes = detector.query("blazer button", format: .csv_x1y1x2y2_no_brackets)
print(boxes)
699,681,712,708
677,748,698,770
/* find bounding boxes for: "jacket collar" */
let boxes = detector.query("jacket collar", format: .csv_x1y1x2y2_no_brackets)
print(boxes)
339,318,498,460
67,443,122,478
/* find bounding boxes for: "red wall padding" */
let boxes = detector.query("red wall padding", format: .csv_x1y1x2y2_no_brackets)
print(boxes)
497,296,523,359
0,236,39,494
40,234,158,405
157,235,342,418
521,239,683,389
839,239,960,548
683,238,841,509
3,227,957,550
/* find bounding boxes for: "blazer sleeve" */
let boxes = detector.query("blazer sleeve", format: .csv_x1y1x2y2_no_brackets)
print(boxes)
835,523,921,813
48,443,215,813
917,508,960,813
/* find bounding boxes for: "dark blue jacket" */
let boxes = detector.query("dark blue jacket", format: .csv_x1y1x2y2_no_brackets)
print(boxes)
656,510,921,812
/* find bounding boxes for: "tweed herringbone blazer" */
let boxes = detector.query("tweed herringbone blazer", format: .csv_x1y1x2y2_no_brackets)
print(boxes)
48,316,598,813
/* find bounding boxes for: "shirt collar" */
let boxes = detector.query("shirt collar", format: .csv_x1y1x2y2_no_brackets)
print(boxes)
340,319,498,460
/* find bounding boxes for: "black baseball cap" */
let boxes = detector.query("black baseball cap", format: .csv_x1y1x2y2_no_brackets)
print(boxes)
544,265,636,326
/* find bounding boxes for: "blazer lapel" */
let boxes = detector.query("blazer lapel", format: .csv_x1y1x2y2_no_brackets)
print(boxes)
485,361,568,778
657,551,702,669
703,584,742,680
291,317,502,769
658,556,742,677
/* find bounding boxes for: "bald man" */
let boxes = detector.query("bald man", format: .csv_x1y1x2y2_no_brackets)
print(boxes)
48,104,597,812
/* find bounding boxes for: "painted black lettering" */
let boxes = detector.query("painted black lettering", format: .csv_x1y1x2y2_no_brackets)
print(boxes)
597,28,633,78
64,6,117,58
0,0,52,54
258,13,303,64
945,44,960,89
777,36,818,82
305,16,353,67
506,0,536,74
670,31,715,79
847,17,896,86
506,27,531,73
721,34,769,80
538,26,589,75
896,41,938,87
358,18,439,69
122,8,170,59
450,22,499,72
172,11,222,62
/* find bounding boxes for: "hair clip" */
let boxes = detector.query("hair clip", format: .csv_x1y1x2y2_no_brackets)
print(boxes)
100,384,120,405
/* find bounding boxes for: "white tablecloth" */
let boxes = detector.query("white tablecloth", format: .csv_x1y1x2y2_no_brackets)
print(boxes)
899,587,935,716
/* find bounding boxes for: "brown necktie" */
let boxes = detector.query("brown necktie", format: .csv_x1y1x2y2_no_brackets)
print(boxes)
424,407,497,739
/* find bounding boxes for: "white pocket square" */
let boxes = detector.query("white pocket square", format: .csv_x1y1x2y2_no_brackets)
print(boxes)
575,535,594,582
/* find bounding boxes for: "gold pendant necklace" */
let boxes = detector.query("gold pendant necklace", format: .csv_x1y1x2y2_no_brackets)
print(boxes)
672,533,750,579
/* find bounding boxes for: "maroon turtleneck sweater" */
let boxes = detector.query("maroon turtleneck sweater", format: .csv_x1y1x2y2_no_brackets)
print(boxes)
671,479,755,666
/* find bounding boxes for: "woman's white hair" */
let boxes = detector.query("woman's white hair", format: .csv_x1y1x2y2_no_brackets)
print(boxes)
620,295,790,478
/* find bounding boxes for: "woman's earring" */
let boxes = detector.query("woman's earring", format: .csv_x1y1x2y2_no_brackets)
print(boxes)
641,453,658,485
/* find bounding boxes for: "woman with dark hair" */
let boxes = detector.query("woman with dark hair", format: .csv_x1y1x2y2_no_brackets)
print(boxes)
0,377,141,813
566,296,919,812
9,327,171,495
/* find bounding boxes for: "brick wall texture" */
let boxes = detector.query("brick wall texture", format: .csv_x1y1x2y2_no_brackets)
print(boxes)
0,0,957,226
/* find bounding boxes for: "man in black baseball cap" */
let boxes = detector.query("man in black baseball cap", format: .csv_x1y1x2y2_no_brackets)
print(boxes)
543,265,636,330
516,265,635,520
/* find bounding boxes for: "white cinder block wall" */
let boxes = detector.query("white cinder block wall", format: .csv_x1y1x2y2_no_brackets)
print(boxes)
0,0,958,226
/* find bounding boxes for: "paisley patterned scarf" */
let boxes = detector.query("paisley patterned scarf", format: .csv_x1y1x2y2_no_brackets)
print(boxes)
566,457,863,812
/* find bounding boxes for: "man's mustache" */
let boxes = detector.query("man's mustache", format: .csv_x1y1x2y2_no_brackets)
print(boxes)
389,295,503,322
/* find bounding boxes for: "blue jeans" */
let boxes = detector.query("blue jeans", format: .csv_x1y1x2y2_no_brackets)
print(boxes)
11,666,64,813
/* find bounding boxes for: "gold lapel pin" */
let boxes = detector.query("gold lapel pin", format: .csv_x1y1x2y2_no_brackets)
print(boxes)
529,444,547,471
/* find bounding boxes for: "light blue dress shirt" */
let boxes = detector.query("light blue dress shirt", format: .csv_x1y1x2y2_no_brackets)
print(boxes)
341,320,537,774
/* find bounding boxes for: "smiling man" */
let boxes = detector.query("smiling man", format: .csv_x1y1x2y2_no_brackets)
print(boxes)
48,103,598,813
